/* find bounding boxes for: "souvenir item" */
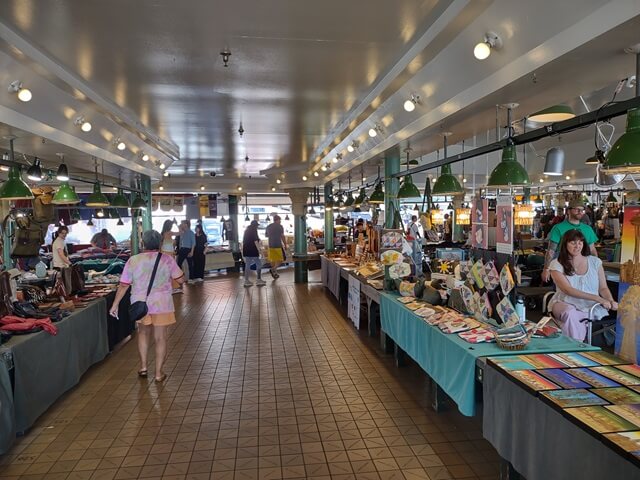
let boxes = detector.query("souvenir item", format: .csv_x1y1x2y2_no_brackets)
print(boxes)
500,263,515,295
459,260,472,280
592,387,640,405
519,354,567,370
389,262,411,279
567,368,621,388
381,249,402,266
496,296,519,326
488,356,537,371
414,306,436,318
591,366,640,386
540,389,610,408
470,260,485,288
617,364,640,378
404,301,424,311
549,352,599,368
508,370,560,391
604,431,640,452
537,369,592,389
565,406,638,433
460,285,475,313
458,327,495,343
431,259,456,275
481,261,500,291
398,281,416,297
397,296,416,304
381,230,403,249
580,351,630,366
439,319,472,334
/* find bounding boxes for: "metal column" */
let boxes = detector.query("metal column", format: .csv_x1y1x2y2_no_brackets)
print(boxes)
384,151,400,228
324,183,334,252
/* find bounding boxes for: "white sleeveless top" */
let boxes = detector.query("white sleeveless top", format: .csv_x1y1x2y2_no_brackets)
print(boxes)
548,255,607,318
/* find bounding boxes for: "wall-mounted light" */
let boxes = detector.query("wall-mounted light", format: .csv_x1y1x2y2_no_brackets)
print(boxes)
403,94,420,112
8,81,32,102
74,115,92,132
114,138,126,151
473,31,502,60
27,157,43,181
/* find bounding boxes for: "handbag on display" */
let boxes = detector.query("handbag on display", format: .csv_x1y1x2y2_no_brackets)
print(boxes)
7,216,44,258
128,252,162,322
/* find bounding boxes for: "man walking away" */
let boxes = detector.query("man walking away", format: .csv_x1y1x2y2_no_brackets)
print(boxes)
176,221,197,284
265,215,286,279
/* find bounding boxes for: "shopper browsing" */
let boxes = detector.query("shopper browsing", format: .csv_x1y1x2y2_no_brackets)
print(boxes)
176,220,196,283
52,226,71,269
192,224,207,282
242,220,266,286
265,215,286,279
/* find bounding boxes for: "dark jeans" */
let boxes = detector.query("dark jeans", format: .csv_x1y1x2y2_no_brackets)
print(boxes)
177,247,195,280
193,250,206,279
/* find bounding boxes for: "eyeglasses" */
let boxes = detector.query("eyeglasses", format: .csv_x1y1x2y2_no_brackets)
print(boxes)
572,208,585,213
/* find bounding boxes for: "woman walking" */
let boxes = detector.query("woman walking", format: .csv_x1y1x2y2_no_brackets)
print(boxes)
161,219,182,293
192,224,207,282
109,230,185,382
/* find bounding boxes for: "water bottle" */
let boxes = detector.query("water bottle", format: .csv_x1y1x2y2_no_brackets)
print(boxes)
515,295,526,324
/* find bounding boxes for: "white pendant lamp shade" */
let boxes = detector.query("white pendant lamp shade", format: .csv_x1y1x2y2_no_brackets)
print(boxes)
543,147,565,176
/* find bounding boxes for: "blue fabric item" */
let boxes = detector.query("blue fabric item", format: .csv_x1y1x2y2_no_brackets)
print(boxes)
380,292,599,416
179,230,196,249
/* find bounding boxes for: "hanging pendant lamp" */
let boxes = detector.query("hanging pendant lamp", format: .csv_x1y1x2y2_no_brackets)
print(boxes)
432,164,463,195
86,182,110,207
131,194,147,210
52,181,80,204
369,182,385,204
543,147,565,176
487,145,530,187
0,165,34,200
528,105,575,123
398,148,421,200
603,108,640,174
111,188,130,208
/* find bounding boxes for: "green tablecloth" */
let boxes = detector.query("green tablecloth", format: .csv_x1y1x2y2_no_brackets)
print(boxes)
78,259,125,274
380,292,599,416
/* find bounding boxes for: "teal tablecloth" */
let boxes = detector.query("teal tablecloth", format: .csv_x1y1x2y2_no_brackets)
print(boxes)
380,292,599,416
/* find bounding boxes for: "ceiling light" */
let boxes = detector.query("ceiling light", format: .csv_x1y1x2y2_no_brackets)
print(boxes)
347,144,354,153
539,178,544,183
473,31,502,60
27,157,43,181
397,175,421,199
237,186,243,191
159,163,166,169
313,171,319,177
487,145,530,187
163,171,169,177
302,175,308,181
369,125,382,138
362,176,366,183
462,178,467,183
347,140,359,153
159,185,164,191
111,188,130,208
321,164,327,172
432,164,463,195
543,147,565,176
244,214,250,221
114,138,126,151
200,185,205,191
56,154,69,181
403,94,420,112
0,166,34,200
220,48,231,67
87,217,94,227
95,209,105,218
74,115,92,132
271,186,276,191
86,182,111,207
117,217,124,226
141,153,149,162
0,165,8,172
332,157,338,163
603,108,640,174
368,182,385,204
529,105,576,123
565,175,571,180
276,178,281,184
8,81,32,102
131,194,147,210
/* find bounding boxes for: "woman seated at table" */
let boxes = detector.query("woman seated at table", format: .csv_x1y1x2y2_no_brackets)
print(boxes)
548,229,617,341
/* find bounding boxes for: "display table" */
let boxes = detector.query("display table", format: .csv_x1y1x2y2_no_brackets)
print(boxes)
379,292,599,416
205,250,236,271
483,364,640,480
0,299,109,447
0,354,15,455
320,256,341,299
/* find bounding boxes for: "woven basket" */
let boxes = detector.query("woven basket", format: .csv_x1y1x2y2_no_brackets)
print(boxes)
495,335,530,351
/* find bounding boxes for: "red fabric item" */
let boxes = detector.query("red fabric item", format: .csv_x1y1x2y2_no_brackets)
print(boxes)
0,315,57,335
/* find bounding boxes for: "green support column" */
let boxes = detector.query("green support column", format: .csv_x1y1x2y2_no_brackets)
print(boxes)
228,195,240,254
384,150,400,228
452,194,463,242
140,174,152,232
324,183,334,252
287,188,313,283
1,201,13,267
130,182,140,255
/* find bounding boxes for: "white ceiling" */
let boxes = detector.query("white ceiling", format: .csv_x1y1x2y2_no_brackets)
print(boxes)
0,0,639,194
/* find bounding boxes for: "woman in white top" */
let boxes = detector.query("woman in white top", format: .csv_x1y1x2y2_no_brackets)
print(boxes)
160,219,182,294
549,229,617,341
52,226,71,269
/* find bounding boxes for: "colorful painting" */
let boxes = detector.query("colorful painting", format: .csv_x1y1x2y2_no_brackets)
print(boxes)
540,389,609,408
604,431,640,452
380,230,404,250
471,224,488,250
580,351,630,366
605,404,640,429
537,369,592,389
548,352,599,368
564,406,638,433
617,364,640,378
472,198,488,225
566,368,621,388
591,366,640,386
592,387,640,405
495,197,513,255
508,370,560,392
488,356,537,371
521,354,568,370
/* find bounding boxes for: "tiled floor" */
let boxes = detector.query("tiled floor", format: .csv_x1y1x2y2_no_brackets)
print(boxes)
0,270,501,480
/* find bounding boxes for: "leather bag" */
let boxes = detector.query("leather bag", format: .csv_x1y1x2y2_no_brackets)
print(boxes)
9,216,44,258
128,253,162,321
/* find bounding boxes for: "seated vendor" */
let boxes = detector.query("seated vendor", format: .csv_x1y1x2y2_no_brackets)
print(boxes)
548,229,617,341
91,228,117,250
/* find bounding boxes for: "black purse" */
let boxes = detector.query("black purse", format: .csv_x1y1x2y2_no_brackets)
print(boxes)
128,253,162,322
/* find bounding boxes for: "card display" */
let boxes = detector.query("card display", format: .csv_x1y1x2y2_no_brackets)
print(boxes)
592,387,640,405
617,364,640,378
509,370,560,392
567,368,621,388
564,406,638,433
488,356,537,371
522,354,568,370
580,351,631,366
604,404,640,429
549,352,599,368
591,366,640,386
541,389,610,408
604,431,640,452
537,369,592,390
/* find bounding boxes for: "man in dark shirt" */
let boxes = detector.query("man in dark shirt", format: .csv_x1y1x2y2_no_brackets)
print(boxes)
91,228,117,249
242,220,265,287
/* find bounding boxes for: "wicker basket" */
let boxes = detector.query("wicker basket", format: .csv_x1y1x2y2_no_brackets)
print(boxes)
494,324,531,351
495,334,530,351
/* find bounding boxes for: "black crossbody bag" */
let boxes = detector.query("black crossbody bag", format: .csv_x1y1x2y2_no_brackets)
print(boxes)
129,252,162,321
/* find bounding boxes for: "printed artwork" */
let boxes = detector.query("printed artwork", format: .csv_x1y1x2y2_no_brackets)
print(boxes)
580,351,630,366
471,224,488,249
548,352,599,368
540,389,610,409
617,364,640,378
592,387,640,405
496,296,519,326
604,431,640,452
460,285,475,313
508,370,560,392
472,197,488,224
398,281,416,297
495,196,513,255
604,404,640,429
500,263,515,296
459,260,472,280
488,356,538,371
389,262,412,279
565,406,638,433
471,260,485,289
590,366,640,386
567,368,621,388
381,250,403,266
481,261,500,291
381,230,403,250
522,354,569,370
537,369,592,389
